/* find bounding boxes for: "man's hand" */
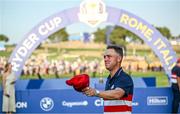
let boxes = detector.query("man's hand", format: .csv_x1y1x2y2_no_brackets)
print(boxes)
82,87,96,96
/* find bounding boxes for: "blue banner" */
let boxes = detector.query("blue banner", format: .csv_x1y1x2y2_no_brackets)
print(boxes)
0,88,179,113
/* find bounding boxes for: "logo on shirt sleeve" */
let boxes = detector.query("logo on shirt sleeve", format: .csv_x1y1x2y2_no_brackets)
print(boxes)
110,85,115,90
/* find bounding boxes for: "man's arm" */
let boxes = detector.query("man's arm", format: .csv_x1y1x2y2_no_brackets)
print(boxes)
83,87,125,100
177,77,180,91
98,88,125,100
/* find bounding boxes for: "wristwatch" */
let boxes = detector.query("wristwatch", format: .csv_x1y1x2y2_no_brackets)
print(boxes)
95,89,100,96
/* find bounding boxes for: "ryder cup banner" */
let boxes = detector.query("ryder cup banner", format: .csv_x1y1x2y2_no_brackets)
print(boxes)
9,0,177,79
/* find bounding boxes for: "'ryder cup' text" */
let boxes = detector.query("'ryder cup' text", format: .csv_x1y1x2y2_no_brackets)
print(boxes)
11,16,62,72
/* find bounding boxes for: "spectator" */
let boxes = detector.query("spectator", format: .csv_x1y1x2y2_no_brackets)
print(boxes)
2,63,16,114
171,58,180,114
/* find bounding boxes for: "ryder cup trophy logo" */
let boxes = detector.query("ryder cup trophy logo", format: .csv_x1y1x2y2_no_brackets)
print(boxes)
78,0,108,27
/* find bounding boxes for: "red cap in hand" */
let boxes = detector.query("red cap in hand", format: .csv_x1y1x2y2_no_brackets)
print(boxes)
66,74,89,92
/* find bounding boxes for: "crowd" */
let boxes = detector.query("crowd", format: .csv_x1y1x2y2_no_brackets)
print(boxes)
0,56,101,78
0,56,163,78
22,56,100,78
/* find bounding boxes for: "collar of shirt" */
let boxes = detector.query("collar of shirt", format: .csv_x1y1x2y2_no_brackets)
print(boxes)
107,67,123,81
105,67,123,90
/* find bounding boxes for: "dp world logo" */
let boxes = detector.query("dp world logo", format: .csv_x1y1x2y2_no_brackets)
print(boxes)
40,97,54,111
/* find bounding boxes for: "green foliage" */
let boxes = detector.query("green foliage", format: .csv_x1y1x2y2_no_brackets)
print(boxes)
48,28,69,42
110,26,145,45
93,28,106,43
131,71,169,87
93,25,174,46
0,34,9,42
93,26,144,46
178,34,180,38
0,51,12,57
110,26,128,46
156,26,172,39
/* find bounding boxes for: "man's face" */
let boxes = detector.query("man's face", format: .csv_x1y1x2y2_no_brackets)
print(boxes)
103,49,121,71
177,62,180,67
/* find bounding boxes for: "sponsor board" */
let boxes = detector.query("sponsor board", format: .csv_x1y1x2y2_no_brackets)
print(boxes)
147,96,168,105
40,97,54,111
62,100,88,108
16,101,28,109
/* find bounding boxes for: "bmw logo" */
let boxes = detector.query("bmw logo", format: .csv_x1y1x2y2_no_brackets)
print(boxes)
40,97,54,111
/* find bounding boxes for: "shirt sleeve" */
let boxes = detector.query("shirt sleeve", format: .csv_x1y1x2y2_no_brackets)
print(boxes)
176,67,180,77
172,66,180,77
114,76,133,97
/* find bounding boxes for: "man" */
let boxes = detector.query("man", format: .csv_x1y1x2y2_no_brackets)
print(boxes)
171,58,180,114
83,45,134,114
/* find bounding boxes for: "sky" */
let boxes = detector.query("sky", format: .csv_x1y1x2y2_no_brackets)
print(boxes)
0,0,180,44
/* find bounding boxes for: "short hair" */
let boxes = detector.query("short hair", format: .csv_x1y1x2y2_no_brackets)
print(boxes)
107,45,123,57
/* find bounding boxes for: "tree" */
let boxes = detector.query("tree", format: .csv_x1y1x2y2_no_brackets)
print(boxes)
48,28,69,42
0,34,9,42
93,26,144,46
93,28,106,43
109,26,130,46
156,26,172,39
178,34,180,39
126,29,144,44
109,26,142,46
93,26,130,45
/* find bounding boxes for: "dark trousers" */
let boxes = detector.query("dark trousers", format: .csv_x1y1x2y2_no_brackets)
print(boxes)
172,84,180,114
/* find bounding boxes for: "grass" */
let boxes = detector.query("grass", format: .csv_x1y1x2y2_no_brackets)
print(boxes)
98,70,169,87
20,73,74,79
64,48,104,51
0,42,176,87
131,71,169,87
126,49,152,56
0,51,12,57
13,71,169,87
